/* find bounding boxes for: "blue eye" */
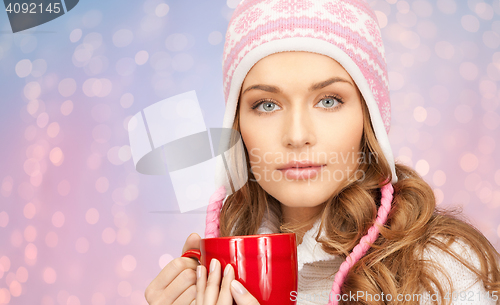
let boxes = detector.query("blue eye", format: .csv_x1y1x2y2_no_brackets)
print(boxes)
316,96,342,109
254,101,282,113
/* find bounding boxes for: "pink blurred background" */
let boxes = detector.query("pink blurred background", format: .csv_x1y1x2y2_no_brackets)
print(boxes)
0,0,499,304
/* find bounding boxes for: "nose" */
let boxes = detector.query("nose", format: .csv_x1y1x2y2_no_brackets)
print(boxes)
281,105,316,149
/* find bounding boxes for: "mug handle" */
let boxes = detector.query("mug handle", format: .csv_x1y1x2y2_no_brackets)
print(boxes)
182,249,201,264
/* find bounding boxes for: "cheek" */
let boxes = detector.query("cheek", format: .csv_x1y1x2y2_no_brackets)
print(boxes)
240,127,267,169
242,137,273,169
319,110,364,153
240,114,278,168
348,116,364,148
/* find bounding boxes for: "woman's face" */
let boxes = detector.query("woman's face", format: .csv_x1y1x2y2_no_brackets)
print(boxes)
238,51,364,211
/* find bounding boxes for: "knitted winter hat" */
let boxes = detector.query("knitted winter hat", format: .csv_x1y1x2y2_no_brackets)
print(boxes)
205,0,397,302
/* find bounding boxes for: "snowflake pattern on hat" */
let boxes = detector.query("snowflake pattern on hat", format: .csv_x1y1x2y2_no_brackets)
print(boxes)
272,0,313,13
323,2,359,23
365,18,383,48
234,7,264,34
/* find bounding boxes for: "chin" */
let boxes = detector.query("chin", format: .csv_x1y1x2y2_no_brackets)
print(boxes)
279,198,325,209
264,182,335,208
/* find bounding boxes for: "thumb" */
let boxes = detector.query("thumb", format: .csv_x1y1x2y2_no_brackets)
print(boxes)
181,232,201,255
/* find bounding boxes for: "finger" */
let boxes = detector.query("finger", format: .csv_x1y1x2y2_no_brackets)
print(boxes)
231,280,260,305
147,257,199,292
196,265,207,305
162,268,197,304
204,259,222,304
172,284,196,305
216,264,235,305
182,233,201,255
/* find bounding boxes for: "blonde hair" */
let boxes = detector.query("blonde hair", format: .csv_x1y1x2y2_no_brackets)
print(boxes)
219,94,500,304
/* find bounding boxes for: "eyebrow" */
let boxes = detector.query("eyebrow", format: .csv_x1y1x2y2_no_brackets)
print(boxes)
241,77,354,96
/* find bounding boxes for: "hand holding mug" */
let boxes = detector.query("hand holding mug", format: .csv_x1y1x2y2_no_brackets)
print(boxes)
182,233,298,305
196,257,260,305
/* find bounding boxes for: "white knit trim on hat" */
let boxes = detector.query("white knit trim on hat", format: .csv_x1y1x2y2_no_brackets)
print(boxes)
215,37,398,196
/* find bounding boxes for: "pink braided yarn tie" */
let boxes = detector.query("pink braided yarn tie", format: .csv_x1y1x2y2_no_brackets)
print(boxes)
205,185,227,238
327,182,394,305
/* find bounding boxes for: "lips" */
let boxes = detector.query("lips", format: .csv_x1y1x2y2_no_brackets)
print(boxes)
277,160,325,170
277,160,326,179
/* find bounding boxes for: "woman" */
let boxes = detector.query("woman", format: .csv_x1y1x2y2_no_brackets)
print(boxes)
145,0,500,304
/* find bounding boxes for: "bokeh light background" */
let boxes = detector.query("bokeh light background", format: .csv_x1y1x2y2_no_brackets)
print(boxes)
0,0,499,304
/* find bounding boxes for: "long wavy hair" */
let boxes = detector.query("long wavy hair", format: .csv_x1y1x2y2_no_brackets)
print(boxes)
218,92,500,304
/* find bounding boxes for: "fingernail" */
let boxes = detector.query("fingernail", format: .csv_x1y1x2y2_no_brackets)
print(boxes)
197,265,201,279
224,264,232,276
231,280,247,295
210,259,217,272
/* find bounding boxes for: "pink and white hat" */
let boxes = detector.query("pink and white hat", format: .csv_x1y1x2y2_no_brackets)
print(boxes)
205,0,398,301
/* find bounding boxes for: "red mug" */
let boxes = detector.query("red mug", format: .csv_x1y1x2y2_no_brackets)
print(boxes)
182,232,298,305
